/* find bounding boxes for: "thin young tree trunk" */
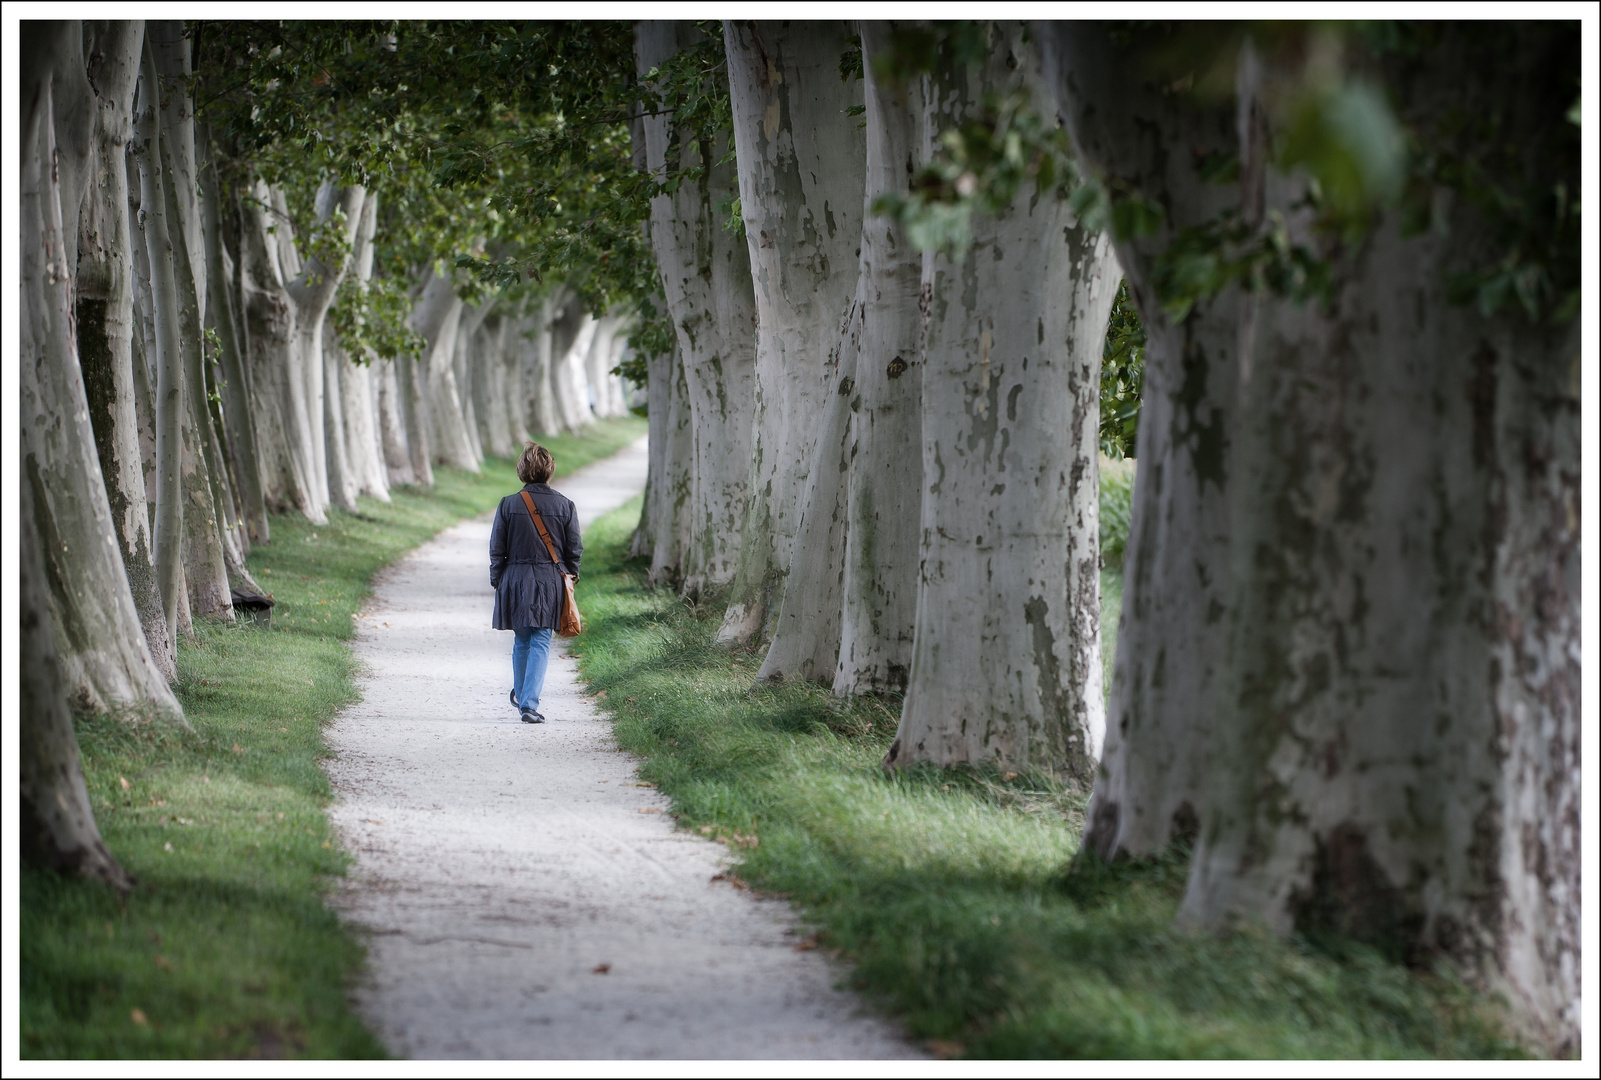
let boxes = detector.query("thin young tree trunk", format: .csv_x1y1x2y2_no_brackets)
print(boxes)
886,23,1115,780
718,20,867,646
637,20,760,598
22,26,181,717
76,19,176,683
1037,22,1244,856
834,21,927,697
21,473,134,892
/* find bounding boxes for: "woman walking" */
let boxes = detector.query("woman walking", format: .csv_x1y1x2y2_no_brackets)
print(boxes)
490,442,582,724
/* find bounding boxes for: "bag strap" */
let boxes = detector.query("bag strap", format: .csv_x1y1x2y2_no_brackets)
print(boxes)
518,490,567,574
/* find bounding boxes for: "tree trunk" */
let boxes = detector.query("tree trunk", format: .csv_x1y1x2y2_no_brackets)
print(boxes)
201,137,270,546
834,21,927,697
1037,21,1244,856
323,321,359,512
152,40,234,622
338,191,391,500
522,290,567,437
284,181,367,516
886,23,1115,781
409,265,477,471
718,20,867,645
755,279,861,683
1176,26,1580,1053
131,40,191,640
22,25,181,718
376,356,417,486
636,20,760,598
551,313,599,433
76,19,176,683
453,297,493,462
21,470,134,893
472,312,514,457
632,338,695,583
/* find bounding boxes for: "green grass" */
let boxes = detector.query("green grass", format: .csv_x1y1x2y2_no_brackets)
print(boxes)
571,494,1525,1060
20,417,647,1059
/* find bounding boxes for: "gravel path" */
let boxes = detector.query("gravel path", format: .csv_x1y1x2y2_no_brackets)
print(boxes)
326,437,920,1060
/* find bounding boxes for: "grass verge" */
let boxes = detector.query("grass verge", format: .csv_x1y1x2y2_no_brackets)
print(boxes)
572,494,1524,1060
20,418,646,1059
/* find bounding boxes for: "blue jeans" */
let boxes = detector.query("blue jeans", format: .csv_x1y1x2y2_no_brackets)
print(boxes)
511,627,554,713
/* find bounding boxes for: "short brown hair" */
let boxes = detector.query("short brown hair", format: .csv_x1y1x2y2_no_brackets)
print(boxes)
517,442,555,484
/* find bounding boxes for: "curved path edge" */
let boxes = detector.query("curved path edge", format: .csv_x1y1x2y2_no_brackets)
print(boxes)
325,436,921,1060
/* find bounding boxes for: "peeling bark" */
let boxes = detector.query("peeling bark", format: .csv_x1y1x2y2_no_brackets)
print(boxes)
22,24,180,718
718,20,867,645
834,22,927,697
636,21,760,597
76,19,176,683
1177,27,1580,1053
887,23,1115,780
1039,22,1243,856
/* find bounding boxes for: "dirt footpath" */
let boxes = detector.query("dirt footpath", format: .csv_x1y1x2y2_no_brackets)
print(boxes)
326,437,920,1059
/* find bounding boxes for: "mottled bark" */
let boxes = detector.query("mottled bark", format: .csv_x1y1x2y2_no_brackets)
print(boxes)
338,192,391,501
22,25,180,718
718,20,867,645
636,21,759,597
1038,21,1243,856
633,339,695,584
410,265,477,471
131,40,190,639
887,24,1115,780
376,356,416,487
21,473,134,892
756,279,861,683
1177,27,1580,1053
552,313,599,433
76,19,176,682
834,22,926,697
201,139,270,545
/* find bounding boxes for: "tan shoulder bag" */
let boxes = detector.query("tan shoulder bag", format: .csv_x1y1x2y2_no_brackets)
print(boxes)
519,491,582,637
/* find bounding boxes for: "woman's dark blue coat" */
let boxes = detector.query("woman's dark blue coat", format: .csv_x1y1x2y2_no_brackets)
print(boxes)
489,483,582,631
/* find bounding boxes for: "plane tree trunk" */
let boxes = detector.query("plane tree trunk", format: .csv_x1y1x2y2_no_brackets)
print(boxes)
636,21,760,598
1038,21,1244,857
833,21,927,697
22,22,180,717
718,20,867,645
886,23,1116,780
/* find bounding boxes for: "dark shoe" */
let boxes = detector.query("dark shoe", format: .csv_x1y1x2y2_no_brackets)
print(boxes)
510,688,518,709
521,708,545,724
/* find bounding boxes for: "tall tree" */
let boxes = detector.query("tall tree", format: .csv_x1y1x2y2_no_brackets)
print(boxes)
636,20,760,597
717,21,867,645
22,21,181,717
832,22,928,697
1036,21,1245,860
76,19,178,682
885,22,1117,779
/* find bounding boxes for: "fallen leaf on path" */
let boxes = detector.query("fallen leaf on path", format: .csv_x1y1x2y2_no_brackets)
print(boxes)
928,1039,964,1059
592,963,611,974
793,938,819,952
119,776,130,791
130,1008,149,1026
365,819,384,825
638,808,662,814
